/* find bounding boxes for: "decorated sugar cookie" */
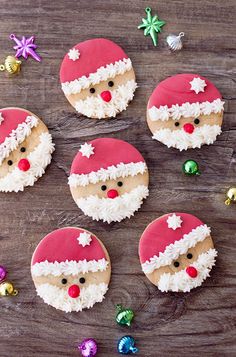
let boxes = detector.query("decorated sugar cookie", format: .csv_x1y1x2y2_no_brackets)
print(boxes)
68,138,149,223
31,227,111,313
60,38,137,119
147,74,224,151
139,213,217,292
0,108,55,192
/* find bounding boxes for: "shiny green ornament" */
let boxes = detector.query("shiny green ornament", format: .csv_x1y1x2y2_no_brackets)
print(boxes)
116,304,134,327
182,160,201,176
138,7,166,46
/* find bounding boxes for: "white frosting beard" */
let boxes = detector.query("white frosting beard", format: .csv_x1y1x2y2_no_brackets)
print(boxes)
157,248,217,293
0,132,55,192
75,79,137,119
36,282,108,313
152,124,222,151
76,185,149,224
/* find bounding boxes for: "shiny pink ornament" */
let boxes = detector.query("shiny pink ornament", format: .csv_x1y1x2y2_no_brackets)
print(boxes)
0,265,7,282
10,33,41,62
78,338,98,357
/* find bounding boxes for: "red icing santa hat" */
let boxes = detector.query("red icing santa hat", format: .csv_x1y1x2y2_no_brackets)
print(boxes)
0,108,38,165
148,74,224,122
139,213,211,274
31,227,109,277
60,38,132,96
68,138,147,187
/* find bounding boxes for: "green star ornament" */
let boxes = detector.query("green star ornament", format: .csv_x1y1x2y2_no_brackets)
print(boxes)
138,7,166,46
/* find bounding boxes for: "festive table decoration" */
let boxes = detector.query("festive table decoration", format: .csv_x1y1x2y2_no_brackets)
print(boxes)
10,34,41,62
166,32,185,51
182,159,201,176
78,338,98,356
0,55,21,74
138,7,165,46
0,266,7,282
0,281,18,297
117,336,139,355
116,304,134,327
225,187,236,205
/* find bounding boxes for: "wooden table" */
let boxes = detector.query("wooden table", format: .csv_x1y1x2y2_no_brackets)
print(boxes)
1,0,235,356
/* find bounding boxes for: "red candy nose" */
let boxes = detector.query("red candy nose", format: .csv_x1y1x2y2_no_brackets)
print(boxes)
107,189,119,199
186,266,198,278
18,158,30,171
68,284,80,298
100,90,112,102
183,123,195,134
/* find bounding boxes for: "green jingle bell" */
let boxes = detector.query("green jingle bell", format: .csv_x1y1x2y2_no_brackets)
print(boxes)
182,160,201,176
116,304,134,327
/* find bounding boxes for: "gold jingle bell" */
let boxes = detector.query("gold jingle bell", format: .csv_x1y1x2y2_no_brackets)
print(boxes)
0,55,21,74
225,187,236,205
0,280,18,296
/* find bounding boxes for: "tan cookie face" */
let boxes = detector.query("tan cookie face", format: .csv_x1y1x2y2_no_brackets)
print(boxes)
31,227,111,313
66,69,136,119
69,138,149,223
0,108,55,192
60,38,137,119
146,74,224,151
139,213,218,293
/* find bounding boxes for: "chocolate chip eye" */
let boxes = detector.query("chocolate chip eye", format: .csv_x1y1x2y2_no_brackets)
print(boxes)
194,118,200,124
108,80,114,87
61,278,67,285
173,261,180,268
20,147,26,153
101,185,107,191
79,277,85,284
187,253,193,259
90,88,95,94
7,160,13,166
175,122,180,127
117,181,123,187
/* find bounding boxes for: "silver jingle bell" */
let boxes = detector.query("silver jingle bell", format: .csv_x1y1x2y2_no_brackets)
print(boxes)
166,32,185,51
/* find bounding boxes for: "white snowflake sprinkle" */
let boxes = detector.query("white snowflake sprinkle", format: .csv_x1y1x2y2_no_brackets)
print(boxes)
77,232,92,247
68,48,80,61
79,143,95,158
167,213,183,230
190,77,207,94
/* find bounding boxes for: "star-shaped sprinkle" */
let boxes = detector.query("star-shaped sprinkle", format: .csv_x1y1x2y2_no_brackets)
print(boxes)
138,7,166,46
68,48,80,61
10,33,41,62
77,232,92,247
167,214,183,230
79,143,95,158
190,77,207,94
0,113,4,125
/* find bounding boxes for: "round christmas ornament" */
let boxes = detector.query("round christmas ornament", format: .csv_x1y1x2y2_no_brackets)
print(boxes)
68,138,149,224
78,338,98,357
0,55,21,74
182,159,200,176
147,74,224,151
139,213,217,292
116,304,134,327
60,38,137,119
225,187,236,205
0,108,55,192
117,336,138,355
0,281,18,296
31,227,111,313
0,266,7,282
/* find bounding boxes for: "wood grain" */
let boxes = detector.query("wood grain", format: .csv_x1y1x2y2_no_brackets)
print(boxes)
0,0,236,356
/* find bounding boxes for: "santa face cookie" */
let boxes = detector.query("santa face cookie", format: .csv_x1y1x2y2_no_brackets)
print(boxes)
147,74,224,151
139,213,217,292
68,138,149,223
0,108,55,192
60,38,137,119
31,227,111,313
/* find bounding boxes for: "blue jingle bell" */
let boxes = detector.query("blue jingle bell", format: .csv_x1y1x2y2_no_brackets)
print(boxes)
117,335,138,355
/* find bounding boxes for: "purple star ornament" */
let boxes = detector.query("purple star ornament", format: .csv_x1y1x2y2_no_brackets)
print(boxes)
10,33,41,62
